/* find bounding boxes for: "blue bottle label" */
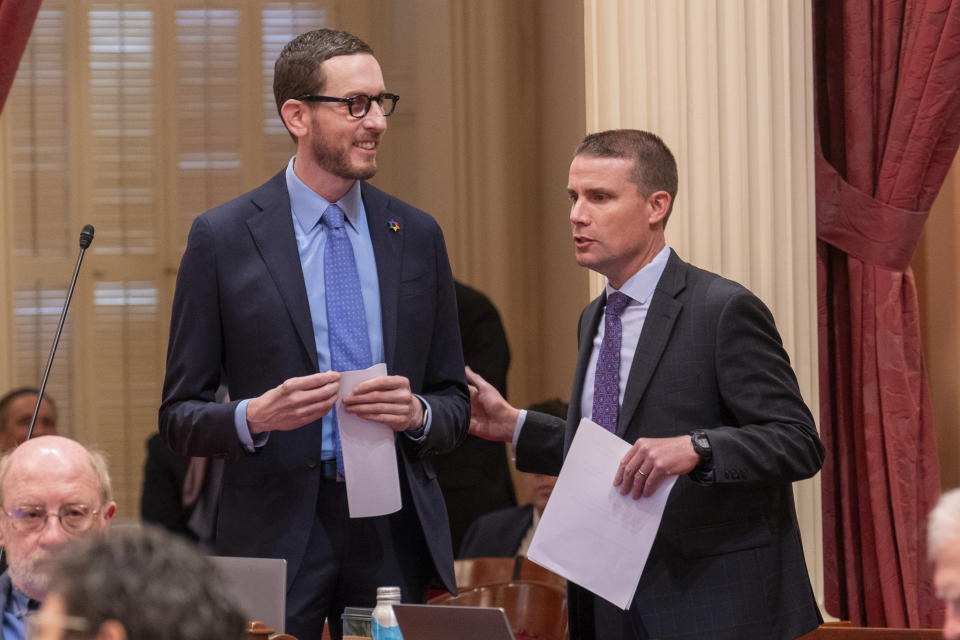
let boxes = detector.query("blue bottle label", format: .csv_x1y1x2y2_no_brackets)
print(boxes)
371,620,403,640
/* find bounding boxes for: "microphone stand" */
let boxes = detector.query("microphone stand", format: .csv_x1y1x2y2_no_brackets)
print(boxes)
26,224,95,440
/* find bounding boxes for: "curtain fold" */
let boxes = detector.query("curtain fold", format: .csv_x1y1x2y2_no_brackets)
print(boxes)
815,0,960,627
0,0,43,115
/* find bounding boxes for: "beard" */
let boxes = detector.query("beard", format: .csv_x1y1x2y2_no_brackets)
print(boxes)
6,547,52,601
310,130,378,181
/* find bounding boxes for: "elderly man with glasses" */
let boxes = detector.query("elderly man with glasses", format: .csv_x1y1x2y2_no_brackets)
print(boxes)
0,436,115,640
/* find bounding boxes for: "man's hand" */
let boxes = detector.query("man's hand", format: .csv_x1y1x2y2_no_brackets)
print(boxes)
247,371,340,434
613,435,700,499
465,366,519,443
342,375,422,432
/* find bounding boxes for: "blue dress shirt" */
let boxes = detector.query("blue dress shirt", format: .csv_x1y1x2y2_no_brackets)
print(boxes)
235,158,429,454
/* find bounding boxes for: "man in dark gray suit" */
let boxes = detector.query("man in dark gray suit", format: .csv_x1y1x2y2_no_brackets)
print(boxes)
467,129,824,640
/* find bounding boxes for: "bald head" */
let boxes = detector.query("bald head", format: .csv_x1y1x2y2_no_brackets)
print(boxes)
0,436,116,601
0,436,112,506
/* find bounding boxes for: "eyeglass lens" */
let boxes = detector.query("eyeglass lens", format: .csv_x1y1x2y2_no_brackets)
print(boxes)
349,94,397,118
9,504,95,534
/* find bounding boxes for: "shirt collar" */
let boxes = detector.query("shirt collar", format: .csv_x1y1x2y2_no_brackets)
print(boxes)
605,245,671,304
285,157,364,232
7,584,32,615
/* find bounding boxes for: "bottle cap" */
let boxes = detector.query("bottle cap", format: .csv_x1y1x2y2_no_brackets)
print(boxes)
376,586,402,601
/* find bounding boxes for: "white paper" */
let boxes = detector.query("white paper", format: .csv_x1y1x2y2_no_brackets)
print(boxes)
336,363,402,518
527,418,677,609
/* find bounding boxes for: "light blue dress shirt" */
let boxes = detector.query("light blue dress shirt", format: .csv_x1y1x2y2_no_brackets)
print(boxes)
2,583,32,640
235,158,429,454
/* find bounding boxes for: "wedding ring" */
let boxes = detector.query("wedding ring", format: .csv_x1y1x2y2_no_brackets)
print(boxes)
636,469,648,477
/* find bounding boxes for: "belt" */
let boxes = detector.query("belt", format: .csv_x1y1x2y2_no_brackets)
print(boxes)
318,459,345,483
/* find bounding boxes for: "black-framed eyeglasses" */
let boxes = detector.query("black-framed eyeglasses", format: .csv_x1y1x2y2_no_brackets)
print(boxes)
294,92,399,118
2,503,102,535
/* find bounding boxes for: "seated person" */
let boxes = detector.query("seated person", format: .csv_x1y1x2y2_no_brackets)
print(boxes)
0,436,115,640
458,399,566,559
33,525,246,640
0,388,57,452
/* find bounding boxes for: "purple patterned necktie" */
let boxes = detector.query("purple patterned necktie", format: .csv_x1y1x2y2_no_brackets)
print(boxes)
592,291,630,433
322,203,372,475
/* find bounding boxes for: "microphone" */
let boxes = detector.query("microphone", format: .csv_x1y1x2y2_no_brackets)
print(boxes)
26,224,95,440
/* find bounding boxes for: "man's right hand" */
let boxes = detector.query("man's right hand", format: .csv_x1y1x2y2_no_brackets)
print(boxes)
247,371,341,434
465,366,519,443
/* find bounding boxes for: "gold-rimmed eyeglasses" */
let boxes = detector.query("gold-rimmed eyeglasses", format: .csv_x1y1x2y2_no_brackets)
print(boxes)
2,503,102,535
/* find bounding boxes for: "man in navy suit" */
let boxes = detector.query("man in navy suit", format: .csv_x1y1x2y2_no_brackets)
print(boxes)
468,129,824,640
160,28,468,640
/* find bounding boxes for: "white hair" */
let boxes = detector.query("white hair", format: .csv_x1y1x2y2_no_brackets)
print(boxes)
928,488,960,561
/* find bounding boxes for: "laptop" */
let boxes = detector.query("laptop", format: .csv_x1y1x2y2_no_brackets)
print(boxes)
393,604,516,640
209,556,287,633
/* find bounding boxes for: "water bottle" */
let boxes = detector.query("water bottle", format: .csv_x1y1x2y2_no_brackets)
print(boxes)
371,586,403,640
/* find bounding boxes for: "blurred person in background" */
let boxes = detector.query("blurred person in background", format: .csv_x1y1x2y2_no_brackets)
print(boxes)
0,388,57,452
30,525,246,640
458,399,566,559
929,488,960,639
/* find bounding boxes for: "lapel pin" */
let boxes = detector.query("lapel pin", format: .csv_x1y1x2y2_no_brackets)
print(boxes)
388,219,400,232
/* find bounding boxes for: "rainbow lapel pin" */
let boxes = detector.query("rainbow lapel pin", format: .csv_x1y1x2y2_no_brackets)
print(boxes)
388,219,400,233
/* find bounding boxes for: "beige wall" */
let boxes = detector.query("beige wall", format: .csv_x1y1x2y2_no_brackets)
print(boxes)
914,151,960,490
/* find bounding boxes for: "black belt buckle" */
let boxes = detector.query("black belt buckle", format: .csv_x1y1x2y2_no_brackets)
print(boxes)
319,459,344,483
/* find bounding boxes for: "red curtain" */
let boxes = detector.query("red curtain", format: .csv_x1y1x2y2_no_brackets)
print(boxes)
815,0,960,627
0,0,42,115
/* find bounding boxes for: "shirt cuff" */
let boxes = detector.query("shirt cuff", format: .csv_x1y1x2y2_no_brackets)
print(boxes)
234,399,269,452
511,409,527,449
404,395,432,441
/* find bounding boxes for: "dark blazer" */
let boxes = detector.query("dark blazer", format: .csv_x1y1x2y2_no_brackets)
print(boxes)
434,281,516,552
517,251,824,640
159,172,468,594
458,503,534,559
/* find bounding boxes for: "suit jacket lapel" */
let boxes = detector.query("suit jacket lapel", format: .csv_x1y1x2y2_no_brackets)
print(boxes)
617,250,687,437
246,172,319,370
361,182,402,369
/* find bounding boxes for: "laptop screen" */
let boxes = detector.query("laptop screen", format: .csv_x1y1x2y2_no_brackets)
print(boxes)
393,604,516,640
209,556,287,633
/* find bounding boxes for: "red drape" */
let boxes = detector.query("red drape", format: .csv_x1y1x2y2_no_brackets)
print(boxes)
815,0,960,627
0,0,42,115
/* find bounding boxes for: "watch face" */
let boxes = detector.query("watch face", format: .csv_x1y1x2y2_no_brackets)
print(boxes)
692,432,711,454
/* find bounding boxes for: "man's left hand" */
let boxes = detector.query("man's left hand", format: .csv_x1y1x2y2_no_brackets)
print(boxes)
342,375,423,432
614,435,700,499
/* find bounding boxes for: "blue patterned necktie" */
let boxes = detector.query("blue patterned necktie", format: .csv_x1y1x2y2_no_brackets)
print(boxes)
592,291,630,433
322,203,372,474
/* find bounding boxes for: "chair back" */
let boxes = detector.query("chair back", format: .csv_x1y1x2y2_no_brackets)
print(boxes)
429,581,568,640
455,556,567,592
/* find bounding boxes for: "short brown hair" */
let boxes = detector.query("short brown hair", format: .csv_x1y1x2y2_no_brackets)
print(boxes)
273,28,374,134
576,129,679,223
